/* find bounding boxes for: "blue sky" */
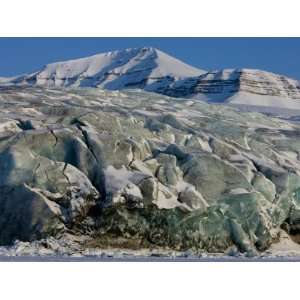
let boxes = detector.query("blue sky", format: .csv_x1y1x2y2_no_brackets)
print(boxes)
1,37,300,79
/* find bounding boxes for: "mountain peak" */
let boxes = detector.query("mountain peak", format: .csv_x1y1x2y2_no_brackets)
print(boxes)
12,47,205,89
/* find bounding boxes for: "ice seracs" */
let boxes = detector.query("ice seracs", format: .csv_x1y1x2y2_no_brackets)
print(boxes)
1,86,300,255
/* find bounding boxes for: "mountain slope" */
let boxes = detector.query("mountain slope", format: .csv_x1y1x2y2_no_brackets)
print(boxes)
160,69,300,114
9,47,205,89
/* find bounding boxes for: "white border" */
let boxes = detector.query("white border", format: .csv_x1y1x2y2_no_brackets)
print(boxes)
1,0,300,36
0,262,298,300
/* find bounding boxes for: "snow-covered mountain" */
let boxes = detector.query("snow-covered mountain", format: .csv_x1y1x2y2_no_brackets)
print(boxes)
160,68,300,115
2,47,300,115
5,47,205,90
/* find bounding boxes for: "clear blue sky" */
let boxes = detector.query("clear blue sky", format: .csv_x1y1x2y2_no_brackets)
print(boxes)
1,37,300,79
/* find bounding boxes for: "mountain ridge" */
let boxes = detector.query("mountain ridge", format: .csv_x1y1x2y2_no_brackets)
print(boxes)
1,47,205,88
1,47,300,114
